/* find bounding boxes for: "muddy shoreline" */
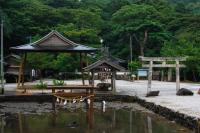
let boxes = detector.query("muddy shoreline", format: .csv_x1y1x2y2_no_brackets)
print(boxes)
0,94,199,131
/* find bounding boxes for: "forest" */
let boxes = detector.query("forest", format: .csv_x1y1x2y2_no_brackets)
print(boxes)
1,0,200,81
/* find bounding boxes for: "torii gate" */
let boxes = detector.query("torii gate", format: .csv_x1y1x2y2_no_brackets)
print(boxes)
139,56,187,94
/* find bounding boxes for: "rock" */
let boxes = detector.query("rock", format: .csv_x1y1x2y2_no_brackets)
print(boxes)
197,89,200,95
97,83,112,91
66,121,79,128
176,88,193,96
146,91,160,97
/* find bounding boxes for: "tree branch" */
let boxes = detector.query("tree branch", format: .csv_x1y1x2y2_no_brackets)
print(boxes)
143,29,148,45
133,33,139,43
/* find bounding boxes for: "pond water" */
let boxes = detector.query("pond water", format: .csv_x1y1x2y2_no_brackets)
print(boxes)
0,102,193,133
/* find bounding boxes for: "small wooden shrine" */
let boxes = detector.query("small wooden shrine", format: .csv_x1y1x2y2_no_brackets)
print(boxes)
84,49,125,94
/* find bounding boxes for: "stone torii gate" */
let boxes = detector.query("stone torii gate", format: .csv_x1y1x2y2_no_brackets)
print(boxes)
139,56,187,94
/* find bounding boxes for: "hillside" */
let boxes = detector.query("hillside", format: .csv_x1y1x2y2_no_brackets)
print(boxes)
1,0,200,80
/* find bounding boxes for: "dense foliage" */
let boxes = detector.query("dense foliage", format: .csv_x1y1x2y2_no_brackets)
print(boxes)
1,0,200,80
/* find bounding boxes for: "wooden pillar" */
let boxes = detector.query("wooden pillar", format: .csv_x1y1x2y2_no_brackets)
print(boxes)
183,69,186,81
17,53,26,89
147,61,153,93
167,68,172,81
85,53,90,85
161,61,166,81
80,53,85,85
112,71,116,94
52,97,56,112
91,70,94,86
161,70,164,81
22,53,27,89
17,59,23,88
85,53,88,67
52,112,57,127
176,60,180,91
114,72,116,92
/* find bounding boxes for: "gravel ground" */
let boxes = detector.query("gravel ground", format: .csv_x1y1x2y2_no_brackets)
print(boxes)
116,80,200,118
0,102,149,115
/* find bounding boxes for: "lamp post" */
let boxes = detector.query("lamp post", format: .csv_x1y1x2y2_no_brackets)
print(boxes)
1,19,4,94
100,38,104,47
100,38,104,53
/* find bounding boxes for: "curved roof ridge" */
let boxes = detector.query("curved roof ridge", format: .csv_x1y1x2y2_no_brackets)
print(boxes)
84,58,126,71
31,30,78,47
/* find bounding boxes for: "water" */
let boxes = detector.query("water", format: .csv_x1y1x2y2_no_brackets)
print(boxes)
0,102,193,133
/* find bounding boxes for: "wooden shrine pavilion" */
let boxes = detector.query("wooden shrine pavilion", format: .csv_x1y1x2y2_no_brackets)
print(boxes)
10,30,97,91
84,55,126,94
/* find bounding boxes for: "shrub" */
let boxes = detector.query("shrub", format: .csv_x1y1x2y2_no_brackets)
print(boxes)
36,80,47,89
53,79,65,86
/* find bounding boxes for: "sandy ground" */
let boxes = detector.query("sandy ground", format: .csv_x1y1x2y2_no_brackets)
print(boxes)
3,79,200,118
116,80,200,118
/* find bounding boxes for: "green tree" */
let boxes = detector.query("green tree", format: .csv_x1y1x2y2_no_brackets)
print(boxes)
161,39,200,81
112,4,164,56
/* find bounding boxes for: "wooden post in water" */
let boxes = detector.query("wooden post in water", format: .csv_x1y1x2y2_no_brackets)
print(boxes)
113,110,116,127
1,116,4,133
86,97,94,129
18,113,23,133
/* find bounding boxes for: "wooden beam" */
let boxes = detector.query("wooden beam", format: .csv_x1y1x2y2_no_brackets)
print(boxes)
142,64,185,68
139,56,187,62
55,93,94,97
47,85,97,89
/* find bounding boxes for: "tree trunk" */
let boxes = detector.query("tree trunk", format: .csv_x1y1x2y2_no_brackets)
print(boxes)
129,34,133,62
140,43,144,56
134,30,148,56
192,70,196,81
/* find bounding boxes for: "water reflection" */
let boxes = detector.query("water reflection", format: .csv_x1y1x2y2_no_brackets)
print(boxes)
1,104,193,133
0,114,5,133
